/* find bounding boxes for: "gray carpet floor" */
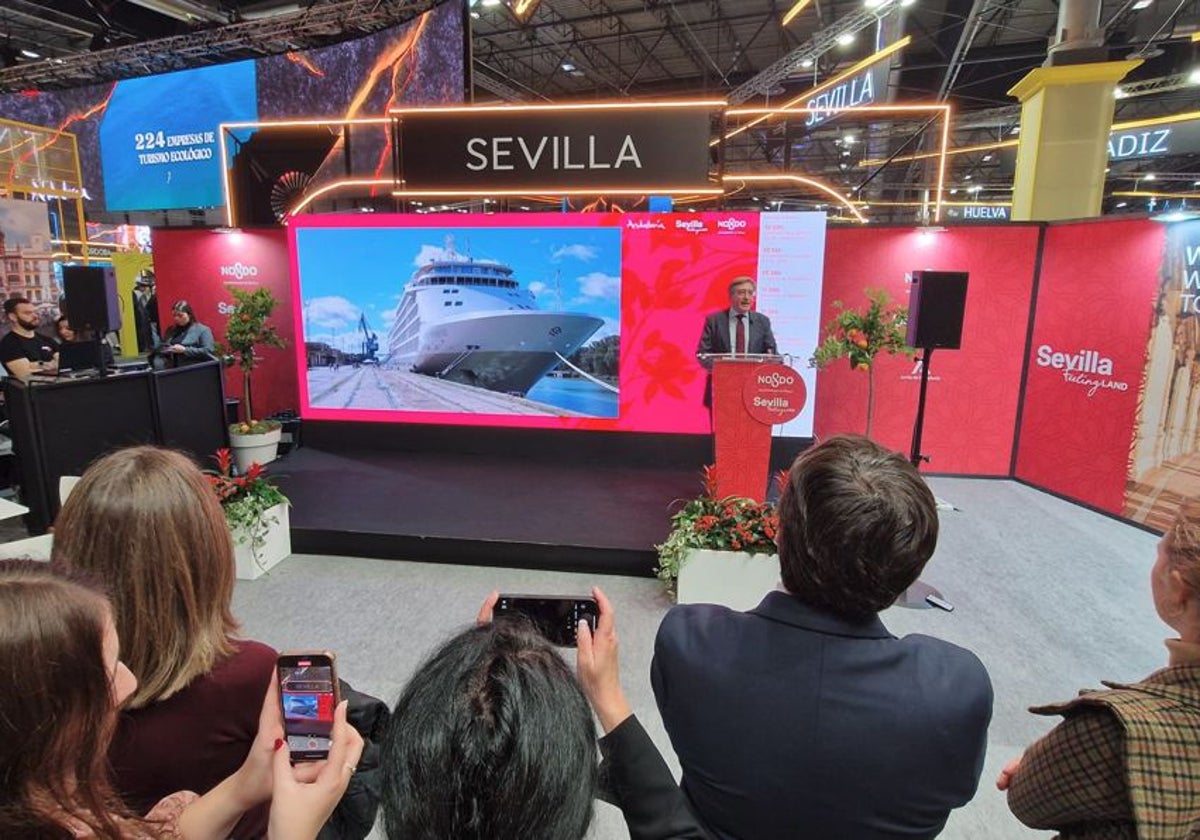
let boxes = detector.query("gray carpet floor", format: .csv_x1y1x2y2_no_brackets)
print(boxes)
230,476,1166,840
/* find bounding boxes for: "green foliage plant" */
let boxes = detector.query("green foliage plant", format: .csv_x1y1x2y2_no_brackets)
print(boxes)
219,286,287,429
809,288,912,438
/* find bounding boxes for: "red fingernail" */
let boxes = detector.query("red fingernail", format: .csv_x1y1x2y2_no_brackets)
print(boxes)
274,739,284,751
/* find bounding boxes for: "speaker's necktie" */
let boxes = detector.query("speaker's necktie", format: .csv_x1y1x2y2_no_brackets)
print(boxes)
735,314,747,356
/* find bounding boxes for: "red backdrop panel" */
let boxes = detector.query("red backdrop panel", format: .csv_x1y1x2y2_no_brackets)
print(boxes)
1013,218,1164,514
816,226,1040,475
151,228,299,421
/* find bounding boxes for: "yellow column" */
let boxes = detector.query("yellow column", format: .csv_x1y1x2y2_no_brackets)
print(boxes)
1007,60,1141,221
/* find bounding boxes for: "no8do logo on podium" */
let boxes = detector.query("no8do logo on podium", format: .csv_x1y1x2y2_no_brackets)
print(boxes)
743,364,806,425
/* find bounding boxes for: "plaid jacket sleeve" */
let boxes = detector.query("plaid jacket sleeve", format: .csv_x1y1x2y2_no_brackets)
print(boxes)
1007,706,1132,833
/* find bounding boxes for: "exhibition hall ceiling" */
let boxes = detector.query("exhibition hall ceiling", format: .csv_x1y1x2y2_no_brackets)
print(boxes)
2,0,1198,220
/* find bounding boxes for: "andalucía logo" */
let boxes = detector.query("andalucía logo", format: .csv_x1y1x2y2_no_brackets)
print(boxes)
219,262,259,281
1035,344,1128,397
625,219,665,230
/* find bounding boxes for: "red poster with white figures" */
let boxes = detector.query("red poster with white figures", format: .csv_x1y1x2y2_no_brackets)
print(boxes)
151,228,300,422
1014,218,1164,515
817,225,1040,475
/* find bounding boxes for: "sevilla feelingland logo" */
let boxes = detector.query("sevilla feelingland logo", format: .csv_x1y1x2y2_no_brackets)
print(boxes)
219,262,259,281
1036,344,1128,397
675,219,708,233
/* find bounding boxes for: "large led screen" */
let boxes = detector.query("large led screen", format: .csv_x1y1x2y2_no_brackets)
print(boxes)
0,2,462,212
290,212,826,436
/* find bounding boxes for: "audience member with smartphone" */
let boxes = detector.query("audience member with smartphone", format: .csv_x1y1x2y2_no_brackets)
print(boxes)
0,559,362,840
377,586,706,840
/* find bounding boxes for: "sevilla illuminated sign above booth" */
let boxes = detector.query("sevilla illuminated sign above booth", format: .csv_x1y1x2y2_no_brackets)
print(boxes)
392,102,723,193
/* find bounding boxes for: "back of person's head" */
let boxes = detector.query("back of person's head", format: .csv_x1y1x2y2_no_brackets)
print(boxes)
0,560,127,840
777,434,939,619
1167,498,1200,595
50,445,237,708
380,620,597,840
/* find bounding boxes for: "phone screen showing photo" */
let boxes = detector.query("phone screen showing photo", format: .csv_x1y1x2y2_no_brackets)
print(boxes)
278,660,336,760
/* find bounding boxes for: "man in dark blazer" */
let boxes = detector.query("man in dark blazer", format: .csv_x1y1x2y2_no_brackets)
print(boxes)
697,276,777,407
652,435,993,840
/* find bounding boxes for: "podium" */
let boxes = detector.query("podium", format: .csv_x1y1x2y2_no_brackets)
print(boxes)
704,353,804,502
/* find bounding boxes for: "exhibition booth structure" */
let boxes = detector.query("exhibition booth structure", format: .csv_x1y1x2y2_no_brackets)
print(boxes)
141,212,1199,575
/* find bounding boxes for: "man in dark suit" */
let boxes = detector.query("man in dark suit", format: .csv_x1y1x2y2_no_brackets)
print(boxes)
697,276,777,407
652,435,993,840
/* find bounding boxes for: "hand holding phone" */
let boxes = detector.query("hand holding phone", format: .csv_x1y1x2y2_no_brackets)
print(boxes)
276,651,340,762
493,594,599,647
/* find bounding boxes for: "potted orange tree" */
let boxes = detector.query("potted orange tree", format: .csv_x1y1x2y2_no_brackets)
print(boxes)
222,286,287,472
809,288,911,439
655,466,781,610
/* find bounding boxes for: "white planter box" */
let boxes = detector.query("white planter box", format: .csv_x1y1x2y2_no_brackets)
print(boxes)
676,548,780,611
233,502,291,580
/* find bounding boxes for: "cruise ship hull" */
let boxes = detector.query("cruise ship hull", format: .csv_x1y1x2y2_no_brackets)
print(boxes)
395,310,604,395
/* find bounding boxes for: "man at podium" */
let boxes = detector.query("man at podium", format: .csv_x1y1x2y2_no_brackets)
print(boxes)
697,276,777,407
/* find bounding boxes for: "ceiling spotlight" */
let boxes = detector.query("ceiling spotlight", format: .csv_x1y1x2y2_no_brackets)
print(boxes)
1010,125,1020,135
970,185,981,193
982,153,993,162
950,189,958,195
964,174,972,180
864,0,889,8
1189,66,1200,85
899,0,916,6
1116,201,1128,208
19,48,40,59
1132,0,1153,8
843,135,856,144
1144,173,1156,181
561,61,575,72
1114,86,1128,99
470,10,480,17
482,0,501,6
836,32,856,47
800,58,814,68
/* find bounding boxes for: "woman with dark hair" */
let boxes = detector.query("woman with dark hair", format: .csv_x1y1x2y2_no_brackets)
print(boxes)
381,588,706,840
0,559,361,840
158,300,214,366
50,446,280,837
999,498,1200,838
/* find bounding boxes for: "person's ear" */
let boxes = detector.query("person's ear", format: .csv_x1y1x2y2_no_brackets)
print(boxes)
1164,567,1193,618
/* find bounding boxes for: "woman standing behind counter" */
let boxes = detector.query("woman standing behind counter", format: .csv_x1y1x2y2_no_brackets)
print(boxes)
156,300,214,367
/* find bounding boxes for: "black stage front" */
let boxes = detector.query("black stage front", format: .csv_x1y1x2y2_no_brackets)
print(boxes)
274,447,701,577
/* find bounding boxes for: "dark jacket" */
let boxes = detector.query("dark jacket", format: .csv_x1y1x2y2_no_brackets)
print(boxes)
696,310,777,407
652,591,993,840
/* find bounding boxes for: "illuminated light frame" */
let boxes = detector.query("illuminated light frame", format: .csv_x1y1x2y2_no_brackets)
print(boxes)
726,104,952,222
286,179,395,216
218,117,391,226
717,37,911,145
511,0,542,21
724,173,868,223
1111,190,1200,199
390,99,726,116
781,0,814,26
861,108,1200,167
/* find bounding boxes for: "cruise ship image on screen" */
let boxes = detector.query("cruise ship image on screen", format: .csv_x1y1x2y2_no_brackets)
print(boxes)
386,243,604,396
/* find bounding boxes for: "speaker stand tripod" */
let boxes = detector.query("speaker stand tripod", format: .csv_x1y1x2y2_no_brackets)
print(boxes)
898,346,954,612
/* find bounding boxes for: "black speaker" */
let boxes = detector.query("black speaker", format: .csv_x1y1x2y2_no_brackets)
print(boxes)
906,271,968,349
63,265,122,333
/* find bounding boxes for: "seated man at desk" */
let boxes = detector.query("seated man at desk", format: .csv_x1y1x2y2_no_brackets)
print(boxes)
0,297,59,380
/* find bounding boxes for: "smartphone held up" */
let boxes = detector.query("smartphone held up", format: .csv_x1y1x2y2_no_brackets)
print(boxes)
277,651,340,762
494,594,599,647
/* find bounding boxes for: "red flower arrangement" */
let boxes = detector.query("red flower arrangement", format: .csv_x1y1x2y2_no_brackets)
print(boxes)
208,448,289,558
656,465,780,590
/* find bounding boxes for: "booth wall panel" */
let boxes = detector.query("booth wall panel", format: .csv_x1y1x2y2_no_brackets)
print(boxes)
816,226,1040,475
1014,218,1164,515
152,228,299,423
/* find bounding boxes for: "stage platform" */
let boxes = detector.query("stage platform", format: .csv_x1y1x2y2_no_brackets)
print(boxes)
273,447,701,577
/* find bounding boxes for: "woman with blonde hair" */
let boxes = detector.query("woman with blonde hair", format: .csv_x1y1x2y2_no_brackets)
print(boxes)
0,559,361,840
999,498,1200,838
51,446,280,838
